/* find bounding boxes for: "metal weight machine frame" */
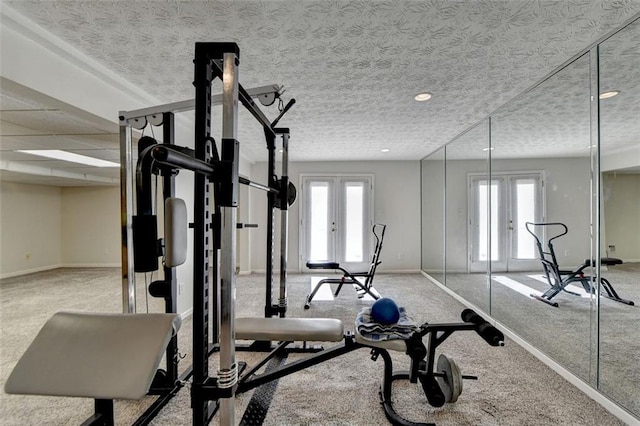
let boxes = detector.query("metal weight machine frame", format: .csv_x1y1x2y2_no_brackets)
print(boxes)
189,43,298,425
123,43,507,426
119,81,286,316
119,42,294,425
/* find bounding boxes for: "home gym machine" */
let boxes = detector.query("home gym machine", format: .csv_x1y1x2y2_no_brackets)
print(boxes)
6,42,506,426
120,42,300,425
525,222,634,307
132,42,504,426
118,70,293,423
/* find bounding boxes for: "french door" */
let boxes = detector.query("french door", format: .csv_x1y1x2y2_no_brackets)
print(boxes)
301,175,373,272
469,172,544,272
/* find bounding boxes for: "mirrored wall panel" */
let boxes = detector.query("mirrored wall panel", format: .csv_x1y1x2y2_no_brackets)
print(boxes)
419,15,640,421
598,17,640,415
489,52,594,382
445,120,490,313
421,147,445,285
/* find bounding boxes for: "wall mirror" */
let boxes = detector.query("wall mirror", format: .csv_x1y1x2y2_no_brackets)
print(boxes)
444,120,490,313
489,52,594,382
421,147,445,285
598,17,640,416
420,15,640,421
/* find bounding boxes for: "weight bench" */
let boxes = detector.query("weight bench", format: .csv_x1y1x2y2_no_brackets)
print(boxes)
525,222,634,307
305,223,386,309
234,309,504,426
237,317,344,342
5,311,181,426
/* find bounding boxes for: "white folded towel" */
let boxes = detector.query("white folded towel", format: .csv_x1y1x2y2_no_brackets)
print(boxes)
355,306,418,342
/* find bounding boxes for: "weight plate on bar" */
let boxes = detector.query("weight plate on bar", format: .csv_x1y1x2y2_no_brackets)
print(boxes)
275,180,297,208
436,353,463,403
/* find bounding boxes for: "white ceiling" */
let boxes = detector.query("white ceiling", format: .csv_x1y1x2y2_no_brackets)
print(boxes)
1,1,639,186
0,78,121,186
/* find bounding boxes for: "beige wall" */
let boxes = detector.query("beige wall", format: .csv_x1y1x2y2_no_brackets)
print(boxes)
0,182,121,278
0,181,62,277
440,157,592,272
61,186,121,266
249,160,422,273
603,173,640,261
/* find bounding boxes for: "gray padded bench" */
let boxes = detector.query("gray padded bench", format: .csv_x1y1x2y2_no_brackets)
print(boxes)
236,317,344,342
236,317,407,352
5,311,181,425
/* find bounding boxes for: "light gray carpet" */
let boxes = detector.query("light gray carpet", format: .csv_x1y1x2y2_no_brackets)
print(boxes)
0,268,629,425
445,262,640,415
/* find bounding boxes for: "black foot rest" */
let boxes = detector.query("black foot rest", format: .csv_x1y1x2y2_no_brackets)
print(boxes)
306,261,340,270
5,311,181,400
583,258,623,267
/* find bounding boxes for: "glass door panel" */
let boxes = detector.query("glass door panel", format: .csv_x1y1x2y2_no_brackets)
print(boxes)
301,175,372,272
343,181,365,263
308,181,334,261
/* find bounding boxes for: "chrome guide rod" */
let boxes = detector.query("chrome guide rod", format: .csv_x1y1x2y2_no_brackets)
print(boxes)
119,123,136,313
219,50,240,426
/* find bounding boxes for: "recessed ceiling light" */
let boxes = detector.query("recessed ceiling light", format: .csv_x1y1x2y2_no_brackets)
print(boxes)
381,148,390,153
414,92,432,102
599,90,620,99
482,147,495,152
17,150,120,167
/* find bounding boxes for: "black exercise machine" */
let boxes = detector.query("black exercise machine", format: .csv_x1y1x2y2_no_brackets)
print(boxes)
232,307,505,426
305,223,386,309
525,222,634,307
6,42,506,426
145,43,504,425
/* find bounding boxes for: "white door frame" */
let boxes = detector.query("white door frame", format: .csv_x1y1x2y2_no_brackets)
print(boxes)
299,173,374,273
468,171,546,272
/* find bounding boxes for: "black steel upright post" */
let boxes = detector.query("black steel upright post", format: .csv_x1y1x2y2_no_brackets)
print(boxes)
192,44,215,426
265,130,276,317
277,129,290,318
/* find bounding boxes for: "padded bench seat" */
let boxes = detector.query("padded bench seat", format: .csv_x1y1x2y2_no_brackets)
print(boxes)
306,261,340,270
236,317,344,342
587,257,623,266
5,311,181,400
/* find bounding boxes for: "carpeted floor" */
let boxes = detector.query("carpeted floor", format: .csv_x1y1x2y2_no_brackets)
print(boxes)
444,262,640,417
0,268,631,425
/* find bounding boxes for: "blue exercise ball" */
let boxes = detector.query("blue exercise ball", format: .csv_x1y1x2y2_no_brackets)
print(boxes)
371,298,400,325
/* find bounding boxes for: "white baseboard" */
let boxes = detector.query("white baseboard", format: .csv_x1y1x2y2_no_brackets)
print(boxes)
0,264,62,279
62,263,121,268
180,308,193,320
420,270,639,425
296,269,421,274
1,263,121,280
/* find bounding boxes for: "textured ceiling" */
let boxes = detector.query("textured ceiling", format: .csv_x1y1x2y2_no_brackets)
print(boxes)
1,1,639,186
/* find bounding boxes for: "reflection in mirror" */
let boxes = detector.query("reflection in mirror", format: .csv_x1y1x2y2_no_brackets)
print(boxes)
598,17,640,417
489,53,594,382
421,147,445,285
445,120,490,313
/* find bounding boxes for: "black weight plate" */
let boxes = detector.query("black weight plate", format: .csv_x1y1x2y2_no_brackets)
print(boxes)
436,353,463,403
